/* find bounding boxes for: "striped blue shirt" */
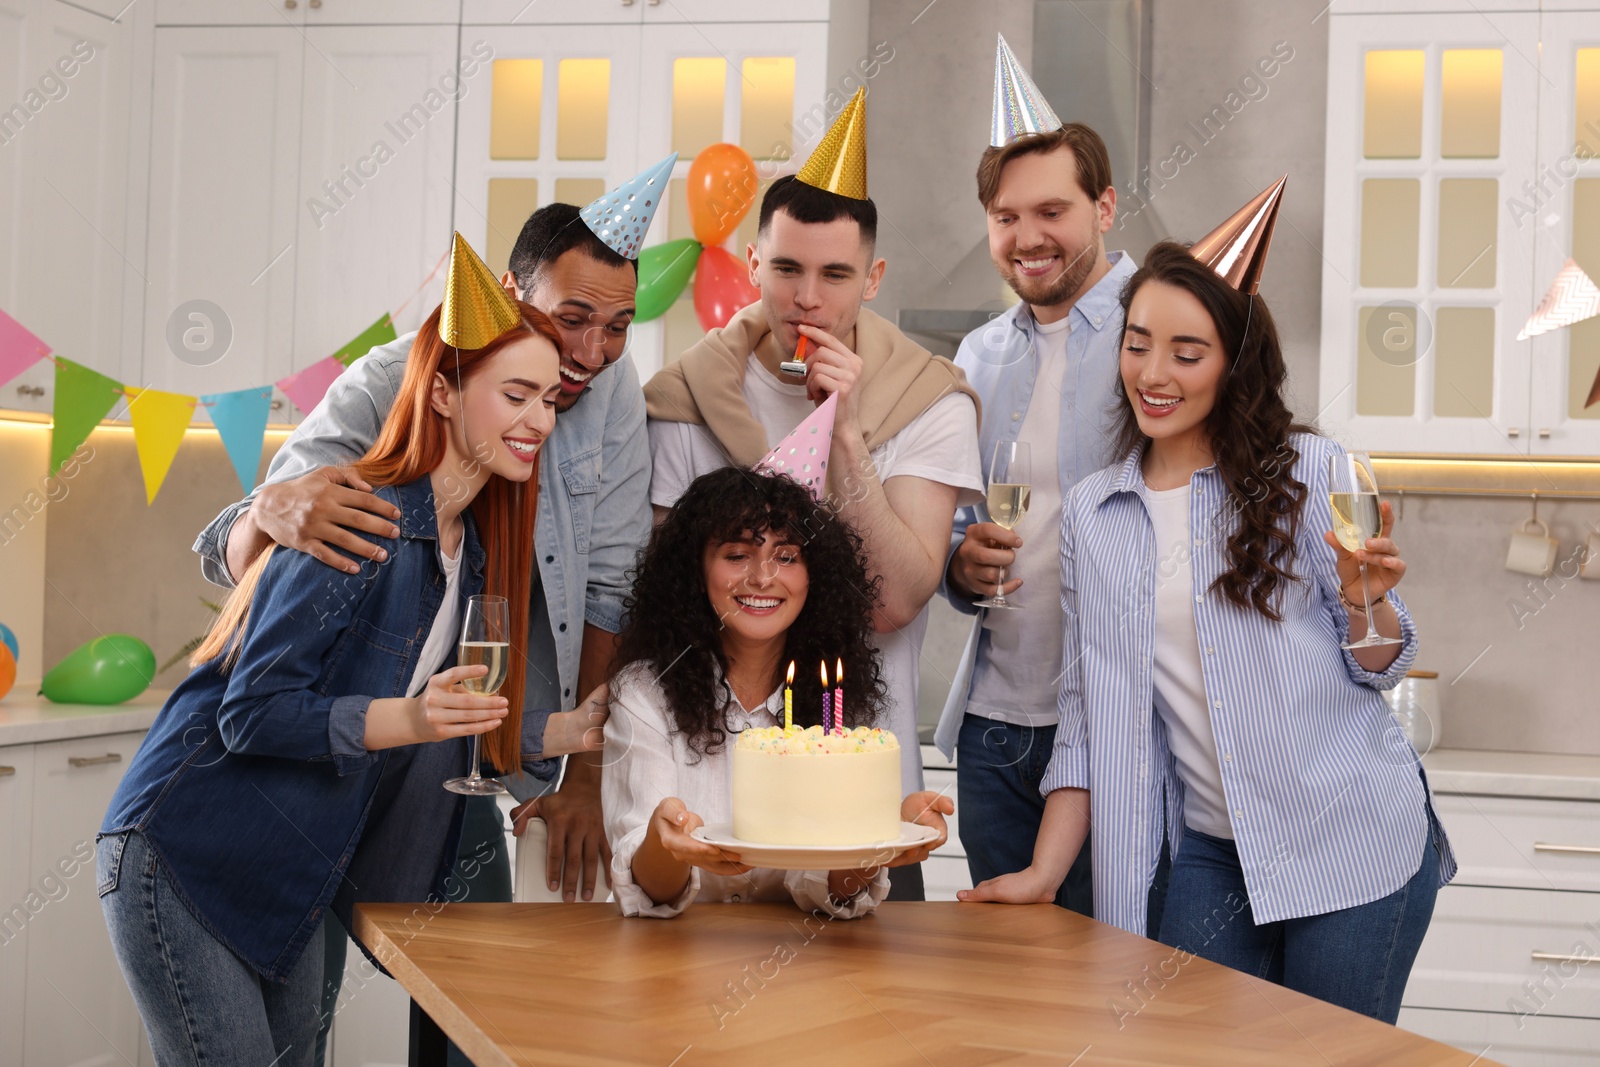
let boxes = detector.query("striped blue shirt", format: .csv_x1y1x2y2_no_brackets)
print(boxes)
1042,432,1456,934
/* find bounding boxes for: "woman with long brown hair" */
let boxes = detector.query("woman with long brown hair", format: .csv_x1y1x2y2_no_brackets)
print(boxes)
97,249,606,1066
963,240,1454,1023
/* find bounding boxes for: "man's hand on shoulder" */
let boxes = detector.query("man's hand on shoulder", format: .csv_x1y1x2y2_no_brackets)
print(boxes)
246,466,402,576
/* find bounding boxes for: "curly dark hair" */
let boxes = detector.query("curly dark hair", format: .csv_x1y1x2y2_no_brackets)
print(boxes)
1113,240,1316,621
613,466,888,757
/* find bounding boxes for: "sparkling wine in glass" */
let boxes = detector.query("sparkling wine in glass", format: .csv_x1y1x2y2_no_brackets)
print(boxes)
1328,453,1401,650
975,441,1031,610
444,594,512,796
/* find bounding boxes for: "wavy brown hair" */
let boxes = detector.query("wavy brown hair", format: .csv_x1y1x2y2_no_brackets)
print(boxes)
1114,241,1315,620
613,467,887,758
195,301,561,773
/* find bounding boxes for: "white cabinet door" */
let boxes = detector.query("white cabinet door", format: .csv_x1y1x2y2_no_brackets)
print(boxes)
21,732,147,1067
1320,12,1540,454
0,745,34,1067
451,23,644,278
0,0,137,400
304,0,460,23
156,0,305,25
292,25,459,365
642,0,832,22
461,0,642,26
1399,1006,1600,1067
142,27,303,397
1529,12,1600,456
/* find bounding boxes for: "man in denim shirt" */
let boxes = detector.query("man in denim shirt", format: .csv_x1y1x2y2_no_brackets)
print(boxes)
935,121,1135,917
194,202,651,906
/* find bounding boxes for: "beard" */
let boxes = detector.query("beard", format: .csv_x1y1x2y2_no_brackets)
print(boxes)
998,231,1100,308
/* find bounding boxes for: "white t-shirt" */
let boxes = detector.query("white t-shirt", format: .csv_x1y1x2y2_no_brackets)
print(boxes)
965,314,1070,727
405,536,464,698
648,355,985,792
1144,483,1232,839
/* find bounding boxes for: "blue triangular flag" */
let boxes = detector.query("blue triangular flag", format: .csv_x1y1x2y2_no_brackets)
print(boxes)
203,387,272,494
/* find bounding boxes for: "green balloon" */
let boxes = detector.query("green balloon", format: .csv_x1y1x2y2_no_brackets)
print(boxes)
40,634,156,705
635,239,701,322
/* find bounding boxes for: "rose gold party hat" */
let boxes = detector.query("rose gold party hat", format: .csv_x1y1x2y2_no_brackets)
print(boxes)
440,232,521,349
1518,258,1600,340
755,394,837,502
1189,175,1287,295
796,88,868,201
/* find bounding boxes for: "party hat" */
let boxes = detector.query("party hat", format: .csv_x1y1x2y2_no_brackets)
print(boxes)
441,232,521,349
1518,258,1600,340
796,88,868,200
991,34,1062,147
579,153,677,260
1189,175,1287,295
755,394,837,502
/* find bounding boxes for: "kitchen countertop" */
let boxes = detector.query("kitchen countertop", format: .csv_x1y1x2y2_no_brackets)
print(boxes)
0,686,167,746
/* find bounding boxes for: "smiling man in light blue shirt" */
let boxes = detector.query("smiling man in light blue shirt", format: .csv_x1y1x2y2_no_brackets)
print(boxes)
935,113,1134,917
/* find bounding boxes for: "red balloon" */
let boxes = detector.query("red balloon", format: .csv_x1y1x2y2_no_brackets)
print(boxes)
686,144,759,247
693,246,760,332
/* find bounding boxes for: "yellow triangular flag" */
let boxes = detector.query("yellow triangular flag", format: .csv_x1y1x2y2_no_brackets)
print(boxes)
127,386,195,504
796,87,868,200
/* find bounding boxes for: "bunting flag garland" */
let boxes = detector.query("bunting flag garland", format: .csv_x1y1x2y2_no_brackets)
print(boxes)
2,251,446,502
1518,258,1600,340
203,387,274,495
0,307,50,390
50,357,121,475
127,387,197,503
277,355,347,418
334,313,399,367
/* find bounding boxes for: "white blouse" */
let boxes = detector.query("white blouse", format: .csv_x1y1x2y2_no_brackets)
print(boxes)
602,664,892,920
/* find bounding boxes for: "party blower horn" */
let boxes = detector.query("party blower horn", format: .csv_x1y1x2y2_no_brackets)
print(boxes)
755,393,837,502
440,232,521,349
991,33,1063,147
1188,175,1287,295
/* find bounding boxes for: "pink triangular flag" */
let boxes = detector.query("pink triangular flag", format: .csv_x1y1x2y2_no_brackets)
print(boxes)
755,393,836,501
1519,258,1600,340
0,307,50,389
276,355,346,416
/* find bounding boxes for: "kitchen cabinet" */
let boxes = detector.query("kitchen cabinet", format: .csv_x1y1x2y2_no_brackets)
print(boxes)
0,744,33,1067
142,22,459,404
1319,5,1600,457
921,751,972,901
1402,787,1600,1065
0,0,139,414
155,1,460,26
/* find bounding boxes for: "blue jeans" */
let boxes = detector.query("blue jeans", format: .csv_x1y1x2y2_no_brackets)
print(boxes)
957,714,1093,915
312,795,510,1067
1156,825,1440,1023
98,831,322,1067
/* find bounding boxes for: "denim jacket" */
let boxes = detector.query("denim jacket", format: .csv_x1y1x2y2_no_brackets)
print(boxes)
932,252,1136,757
104,476,554,982
193,332,653,716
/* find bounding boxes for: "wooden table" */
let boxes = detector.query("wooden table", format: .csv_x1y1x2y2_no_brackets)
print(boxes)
353,902,1498,1066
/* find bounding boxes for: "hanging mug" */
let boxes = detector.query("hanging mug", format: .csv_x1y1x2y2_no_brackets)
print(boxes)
1505,518,1558,577
1581,530,1600,581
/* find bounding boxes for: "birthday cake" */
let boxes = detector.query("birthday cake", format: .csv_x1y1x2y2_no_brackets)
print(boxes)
732,726,901,846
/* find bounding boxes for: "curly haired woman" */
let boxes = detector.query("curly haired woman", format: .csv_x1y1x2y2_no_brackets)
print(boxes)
603,466,953,918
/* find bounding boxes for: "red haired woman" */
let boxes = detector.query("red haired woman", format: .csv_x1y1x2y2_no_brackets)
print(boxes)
98,292,604,1066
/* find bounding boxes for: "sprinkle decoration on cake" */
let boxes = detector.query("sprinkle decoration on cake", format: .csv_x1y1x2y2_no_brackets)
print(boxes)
734,724,900,756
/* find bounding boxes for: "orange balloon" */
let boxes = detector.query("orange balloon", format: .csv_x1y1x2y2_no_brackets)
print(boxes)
687,144,759,247
0,643,14,701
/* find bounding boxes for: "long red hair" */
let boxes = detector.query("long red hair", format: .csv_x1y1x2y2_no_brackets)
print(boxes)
196,300,560,774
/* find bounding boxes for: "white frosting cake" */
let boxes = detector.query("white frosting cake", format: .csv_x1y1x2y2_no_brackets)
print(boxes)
731,725,901,846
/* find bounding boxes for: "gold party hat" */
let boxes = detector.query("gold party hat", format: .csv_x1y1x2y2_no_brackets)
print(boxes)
440,232,521,349
1189,175,1287,295
796,87,868,200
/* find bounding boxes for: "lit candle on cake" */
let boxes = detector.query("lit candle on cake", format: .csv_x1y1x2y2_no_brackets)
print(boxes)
784,660,794,730
834,658,844,734
820,660,832,732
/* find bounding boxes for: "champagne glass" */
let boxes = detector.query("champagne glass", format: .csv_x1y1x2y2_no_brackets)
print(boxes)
975,441,1031,610
1328,453,1402,650
444,594,511,795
